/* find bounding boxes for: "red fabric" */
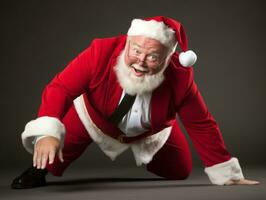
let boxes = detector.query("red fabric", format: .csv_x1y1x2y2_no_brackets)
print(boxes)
177,79,231,167
38,35,231,167
47,107,193,178
147,122,192,180
46,104,92,176
144,16,188,51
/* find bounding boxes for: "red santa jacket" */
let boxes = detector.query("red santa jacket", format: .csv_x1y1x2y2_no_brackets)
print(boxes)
37,35,231,167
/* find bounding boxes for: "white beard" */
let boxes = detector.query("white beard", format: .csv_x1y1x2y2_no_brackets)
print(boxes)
114,50,168,95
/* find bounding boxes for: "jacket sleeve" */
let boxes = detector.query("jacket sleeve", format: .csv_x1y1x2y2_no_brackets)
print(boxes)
21,40,99,154
177,68,244,185
38,41,98,119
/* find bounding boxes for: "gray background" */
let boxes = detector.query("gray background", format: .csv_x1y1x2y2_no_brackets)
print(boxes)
1,0,266,172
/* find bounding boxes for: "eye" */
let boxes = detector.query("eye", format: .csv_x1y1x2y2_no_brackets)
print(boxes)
147,54,159,62
133,49,141,55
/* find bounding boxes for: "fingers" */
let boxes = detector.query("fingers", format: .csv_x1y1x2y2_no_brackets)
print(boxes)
37,151,42,169
225,179,260,186
248,180,260,185
224,180,234,186
33,149,63,169
41,153,48,169
32,137,63,169
33,148,56,169
58,149,64,163
33,149,38,167
47,148,63,165
48,149,56,165
237,179,260,185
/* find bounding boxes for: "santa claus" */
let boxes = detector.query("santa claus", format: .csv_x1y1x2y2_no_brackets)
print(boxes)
11,16,258,189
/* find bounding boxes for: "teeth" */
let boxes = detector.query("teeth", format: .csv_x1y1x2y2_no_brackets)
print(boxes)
133,67,146,73
136,69,145,73
131,65,148,74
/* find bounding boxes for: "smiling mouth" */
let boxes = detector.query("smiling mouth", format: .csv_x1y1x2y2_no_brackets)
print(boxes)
131,65,148,76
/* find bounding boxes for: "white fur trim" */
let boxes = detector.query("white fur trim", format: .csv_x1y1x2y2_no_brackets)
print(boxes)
73,95,129,160
21,116,66,154
204,157,244,185
179,50,197,67
127,19,176,49
73,95,172,165
131,126,172,166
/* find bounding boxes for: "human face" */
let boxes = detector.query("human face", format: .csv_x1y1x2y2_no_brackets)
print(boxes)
124,36,168,77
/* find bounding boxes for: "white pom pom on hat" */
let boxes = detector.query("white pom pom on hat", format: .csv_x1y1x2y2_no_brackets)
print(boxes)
127,16,197,67
179,50,197,67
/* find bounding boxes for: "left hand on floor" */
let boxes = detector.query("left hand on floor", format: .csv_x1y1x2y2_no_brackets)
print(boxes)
224,178,260,186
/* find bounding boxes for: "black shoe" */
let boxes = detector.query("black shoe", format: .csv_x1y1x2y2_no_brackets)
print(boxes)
11,166,48,189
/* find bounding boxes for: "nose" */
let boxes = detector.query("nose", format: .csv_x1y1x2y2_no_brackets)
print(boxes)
137,54,147,66
138,54,146,62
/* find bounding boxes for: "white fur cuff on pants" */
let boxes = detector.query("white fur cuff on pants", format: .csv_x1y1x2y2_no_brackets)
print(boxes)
21,116,66,154
204,157,244,185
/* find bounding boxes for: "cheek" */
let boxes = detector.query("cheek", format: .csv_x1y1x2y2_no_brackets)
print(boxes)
124,55,134,66
148,65,162,74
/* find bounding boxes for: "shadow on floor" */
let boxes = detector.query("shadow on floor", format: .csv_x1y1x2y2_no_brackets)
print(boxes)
46,177,212,192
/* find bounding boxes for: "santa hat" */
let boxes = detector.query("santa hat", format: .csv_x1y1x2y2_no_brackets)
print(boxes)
127,16,197,67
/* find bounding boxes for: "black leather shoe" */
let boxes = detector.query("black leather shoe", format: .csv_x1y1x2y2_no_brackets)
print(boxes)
11,166,48,189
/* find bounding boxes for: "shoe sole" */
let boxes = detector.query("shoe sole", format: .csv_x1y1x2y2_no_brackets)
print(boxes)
11,182,46,189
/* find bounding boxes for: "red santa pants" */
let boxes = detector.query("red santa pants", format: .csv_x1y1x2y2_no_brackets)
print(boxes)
46,105,193,180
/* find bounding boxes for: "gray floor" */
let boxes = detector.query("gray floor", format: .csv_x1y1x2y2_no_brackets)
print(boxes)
1,166,265,200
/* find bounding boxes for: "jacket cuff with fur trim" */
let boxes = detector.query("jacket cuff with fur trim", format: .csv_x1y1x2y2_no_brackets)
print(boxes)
21,116,66,154
204,157,244,185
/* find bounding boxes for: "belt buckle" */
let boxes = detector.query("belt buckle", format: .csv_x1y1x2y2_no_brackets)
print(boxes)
117,134,125,143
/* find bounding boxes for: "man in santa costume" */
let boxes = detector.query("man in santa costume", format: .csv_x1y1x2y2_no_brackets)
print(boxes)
11,16,259,189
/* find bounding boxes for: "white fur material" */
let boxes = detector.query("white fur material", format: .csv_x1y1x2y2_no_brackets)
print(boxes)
21,116,66,154
131,126,172,166
114,50,166,95
74,95,129,160
204,157,244,185
127,19,197,67
179,50,197,67
127,19,177,49
73,95,172,165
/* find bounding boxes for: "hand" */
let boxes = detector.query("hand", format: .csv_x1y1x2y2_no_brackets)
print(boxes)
33,136,64,169
224,178,260,186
